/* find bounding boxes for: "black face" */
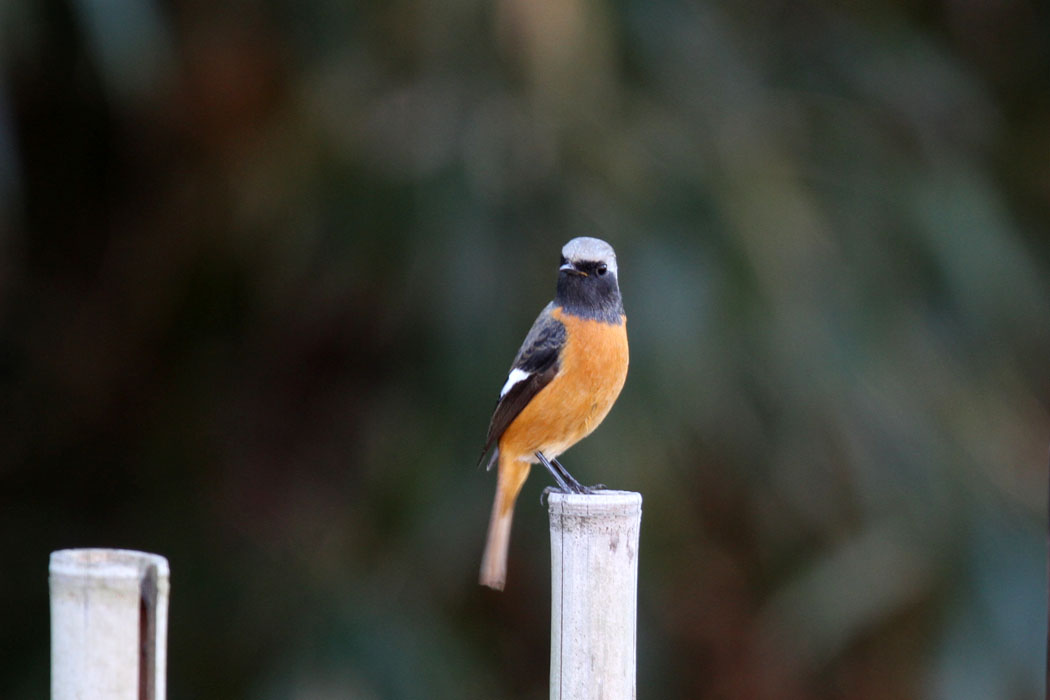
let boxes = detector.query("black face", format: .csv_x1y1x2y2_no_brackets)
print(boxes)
561,257,610,278
555,257,624,323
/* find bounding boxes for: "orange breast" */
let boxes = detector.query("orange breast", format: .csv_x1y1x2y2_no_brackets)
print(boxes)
498,306,629,462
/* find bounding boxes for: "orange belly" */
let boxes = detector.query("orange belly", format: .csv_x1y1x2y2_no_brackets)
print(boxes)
498,306,629,463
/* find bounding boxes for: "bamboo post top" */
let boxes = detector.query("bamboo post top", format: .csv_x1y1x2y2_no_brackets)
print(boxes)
49,548,170,584
50,548,170,700
547,489,642,517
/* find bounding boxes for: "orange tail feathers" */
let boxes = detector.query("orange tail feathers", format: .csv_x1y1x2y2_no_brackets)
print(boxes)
479,453,531,590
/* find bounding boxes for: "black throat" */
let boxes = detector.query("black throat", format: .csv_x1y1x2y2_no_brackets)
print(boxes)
555,270,625,324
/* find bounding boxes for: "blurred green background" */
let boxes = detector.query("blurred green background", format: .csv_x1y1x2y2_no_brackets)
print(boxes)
1,0,1047,698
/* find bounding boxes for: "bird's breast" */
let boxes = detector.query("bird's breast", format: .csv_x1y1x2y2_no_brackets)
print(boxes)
551,306,629,408
498,306,628,461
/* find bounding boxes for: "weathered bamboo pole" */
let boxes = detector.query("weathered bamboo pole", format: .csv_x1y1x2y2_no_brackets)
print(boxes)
548,491,642,700
50,548,170,700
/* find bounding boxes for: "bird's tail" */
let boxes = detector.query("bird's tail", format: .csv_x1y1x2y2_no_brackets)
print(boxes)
479,455,530,590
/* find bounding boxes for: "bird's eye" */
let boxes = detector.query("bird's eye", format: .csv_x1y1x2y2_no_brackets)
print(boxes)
597,263,608,276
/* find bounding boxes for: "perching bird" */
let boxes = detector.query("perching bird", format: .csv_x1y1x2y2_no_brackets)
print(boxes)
478,237,629,590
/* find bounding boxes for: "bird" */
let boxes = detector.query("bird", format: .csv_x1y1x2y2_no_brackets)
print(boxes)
478,237,629,590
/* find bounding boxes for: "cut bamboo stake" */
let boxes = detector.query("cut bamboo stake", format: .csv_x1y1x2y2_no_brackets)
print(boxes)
549,490,642,700
50,548,170,700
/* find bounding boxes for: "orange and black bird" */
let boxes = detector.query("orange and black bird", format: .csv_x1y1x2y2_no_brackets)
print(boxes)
478,237,629,590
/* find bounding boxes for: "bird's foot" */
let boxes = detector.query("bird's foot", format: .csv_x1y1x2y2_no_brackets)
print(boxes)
535,451,572,493
536,452,608,498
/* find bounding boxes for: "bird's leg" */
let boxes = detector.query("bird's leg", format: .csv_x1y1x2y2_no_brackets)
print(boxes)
552,457,608,494
536,452,607,497
549,456,591,494
535,451,575,494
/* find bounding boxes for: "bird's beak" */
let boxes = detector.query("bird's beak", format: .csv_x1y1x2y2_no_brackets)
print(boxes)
560,263,587,277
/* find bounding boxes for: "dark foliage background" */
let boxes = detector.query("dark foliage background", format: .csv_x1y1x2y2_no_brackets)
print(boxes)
1,0,1047,698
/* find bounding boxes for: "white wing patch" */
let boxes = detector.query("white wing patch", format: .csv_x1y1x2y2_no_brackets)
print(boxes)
499,368,531,398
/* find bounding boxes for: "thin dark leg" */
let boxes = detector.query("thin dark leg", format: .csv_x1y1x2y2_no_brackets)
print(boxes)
553,457,608,494
535,451,573,493
549,456,589,493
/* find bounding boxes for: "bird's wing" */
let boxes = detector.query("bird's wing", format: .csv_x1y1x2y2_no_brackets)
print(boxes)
478,302,566,468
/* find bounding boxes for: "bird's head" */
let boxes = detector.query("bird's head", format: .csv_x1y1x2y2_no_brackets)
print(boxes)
556,237,623,321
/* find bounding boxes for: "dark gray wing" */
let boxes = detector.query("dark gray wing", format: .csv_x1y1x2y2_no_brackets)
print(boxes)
478,302,566,468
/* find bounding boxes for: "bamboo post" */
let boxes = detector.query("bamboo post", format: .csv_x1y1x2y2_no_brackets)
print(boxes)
49,548,170,700
548,490,642,700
